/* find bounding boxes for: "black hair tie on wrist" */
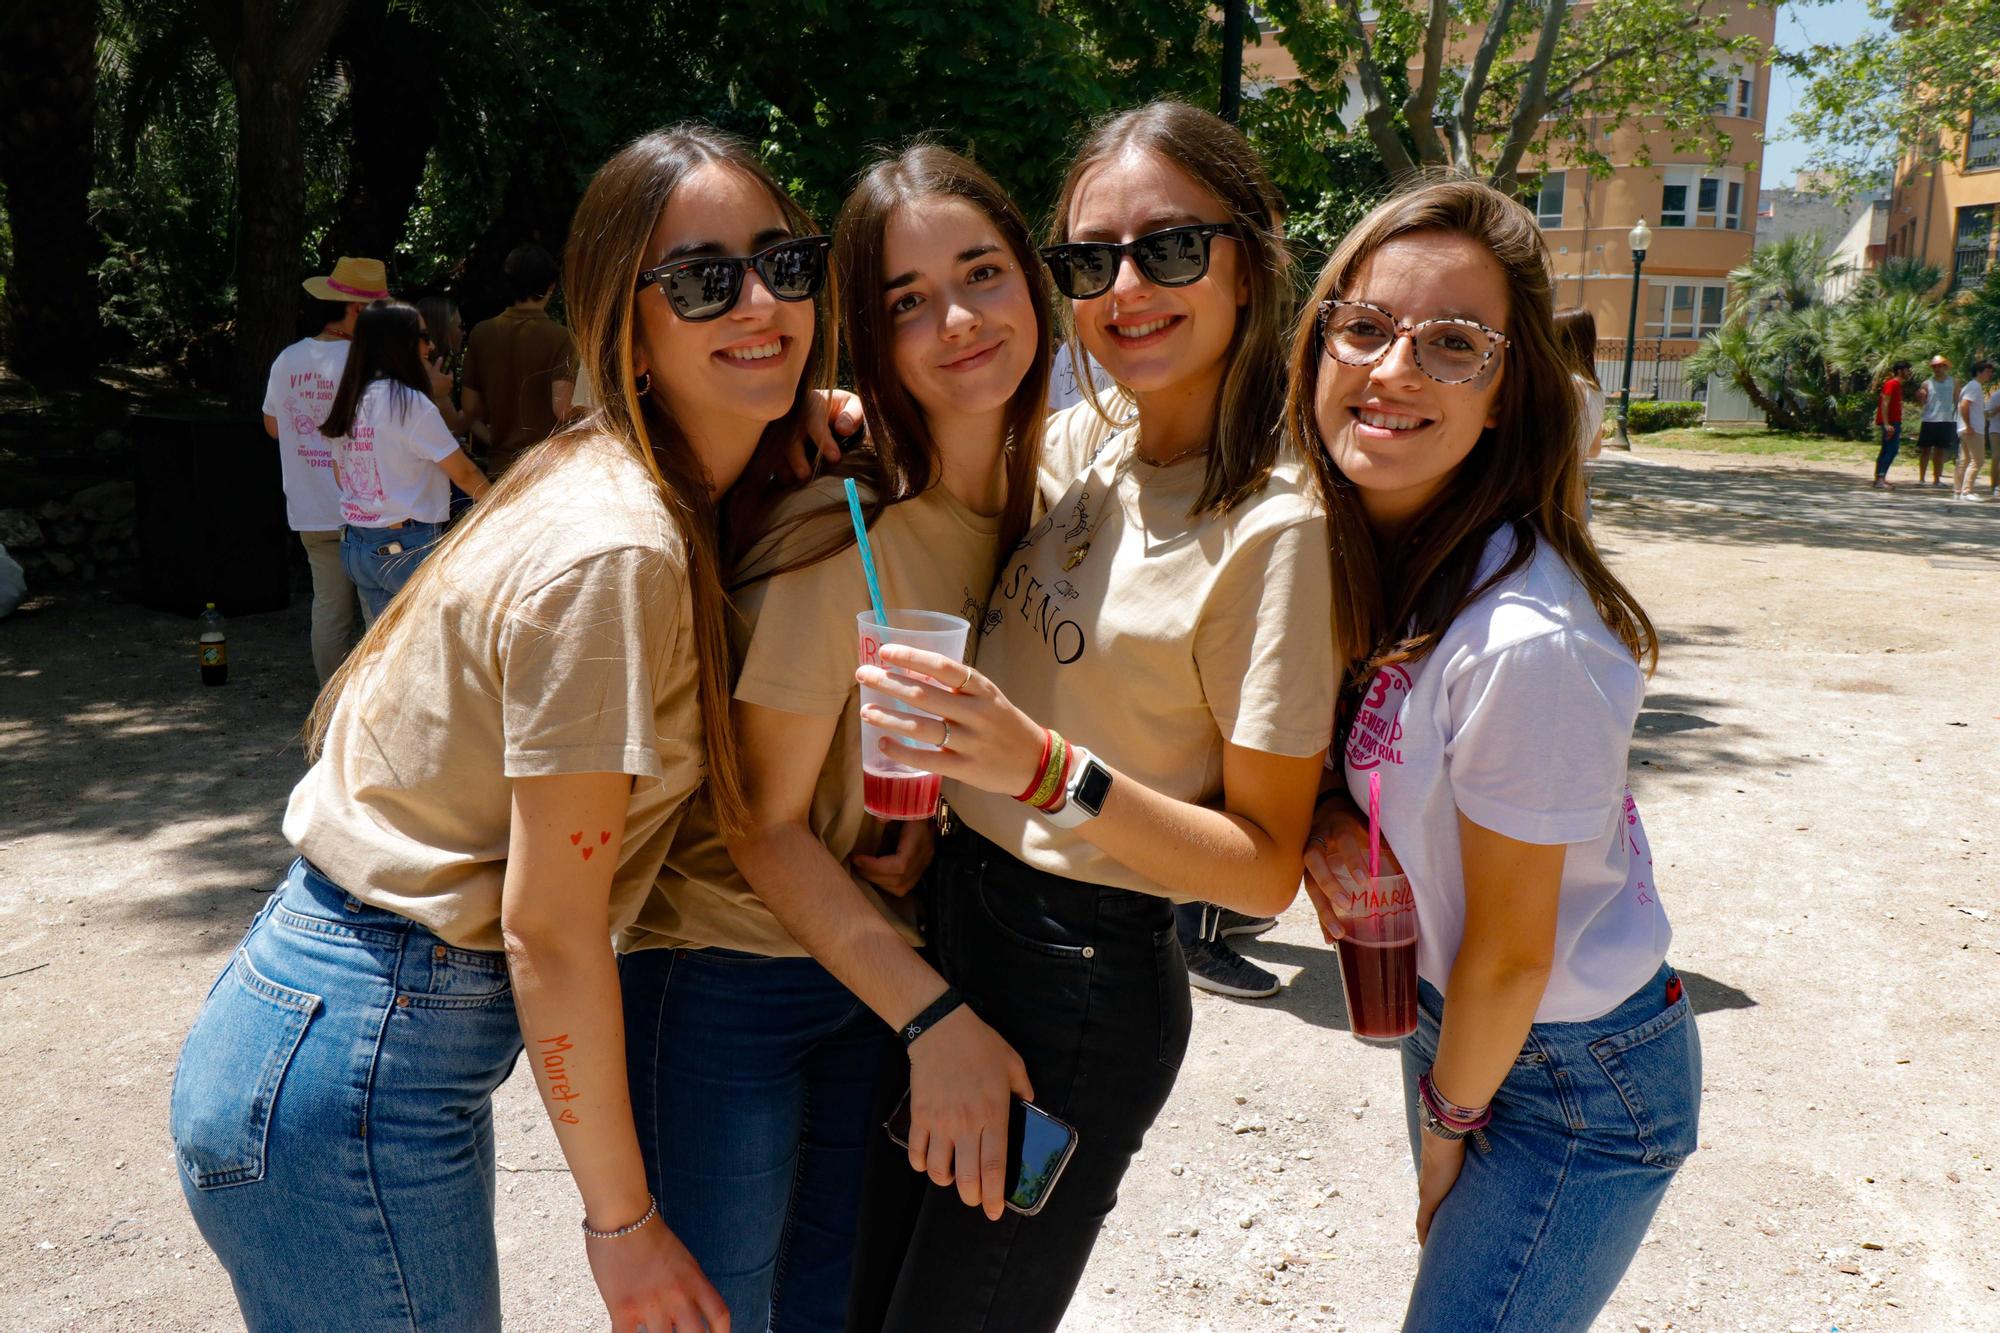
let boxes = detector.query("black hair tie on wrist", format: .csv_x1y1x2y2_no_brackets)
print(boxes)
900,987,966,1048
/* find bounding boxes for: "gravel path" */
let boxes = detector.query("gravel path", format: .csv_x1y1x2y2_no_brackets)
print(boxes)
2,448,1995,1331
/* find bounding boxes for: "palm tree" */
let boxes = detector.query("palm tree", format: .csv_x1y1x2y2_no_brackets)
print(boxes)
1827,291,1945,380
1870,255,1945,299
1724,231,1850,321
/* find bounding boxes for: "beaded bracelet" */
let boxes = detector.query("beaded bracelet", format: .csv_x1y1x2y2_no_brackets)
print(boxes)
581,1194,659,1241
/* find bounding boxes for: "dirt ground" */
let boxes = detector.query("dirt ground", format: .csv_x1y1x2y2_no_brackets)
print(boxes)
2,447,1996,1332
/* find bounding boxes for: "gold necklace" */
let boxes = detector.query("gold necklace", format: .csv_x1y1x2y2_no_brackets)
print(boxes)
1134,442,1209,468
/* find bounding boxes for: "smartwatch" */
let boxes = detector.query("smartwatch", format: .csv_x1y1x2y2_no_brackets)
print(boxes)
1041,747,1112,828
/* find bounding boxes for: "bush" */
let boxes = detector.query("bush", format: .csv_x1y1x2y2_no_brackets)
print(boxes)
1628,400,1704,433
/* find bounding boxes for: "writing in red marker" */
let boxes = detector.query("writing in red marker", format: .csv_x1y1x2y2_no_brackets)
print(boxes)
538,1033,581,1125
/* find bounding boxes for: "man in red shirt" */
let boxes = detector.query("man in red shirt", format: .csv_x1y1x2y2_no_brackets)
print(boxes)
1873,359,1911,490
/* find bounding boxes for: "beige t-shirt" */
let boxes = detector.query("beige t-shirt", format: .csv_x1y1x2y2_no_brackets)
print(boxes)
284,438,703,951
951,401,1338,897
622,477,1001,956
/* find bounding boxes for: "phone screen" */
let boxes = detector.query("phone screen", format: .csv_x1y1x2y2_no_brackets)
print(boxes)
885,1094,1078,1214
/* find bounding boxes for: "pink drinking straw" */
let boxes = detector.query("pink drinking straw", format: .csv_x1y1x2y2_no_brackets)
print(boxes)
1367,771,1382,882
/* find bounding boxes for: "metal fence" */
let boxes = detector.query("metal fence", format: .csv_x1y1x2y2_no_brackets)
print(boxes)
1594,350,1696,404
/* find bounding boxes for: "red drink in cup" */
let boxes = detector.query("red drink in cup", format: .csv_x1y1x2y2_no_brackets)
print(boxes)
857,609,971,821
1331,872,1419,1043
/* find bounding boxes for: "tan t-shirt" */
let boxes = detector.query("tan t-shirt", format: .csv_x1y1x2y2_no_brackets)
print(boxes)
951,401,1338,897
284,438,703,951
464,306,576,473
622,477,1001,956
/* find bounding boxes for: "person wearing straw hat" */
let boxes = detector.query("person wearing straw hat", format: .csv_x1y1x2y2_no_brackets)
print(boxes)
262,256,392,682
1914,355,1958,489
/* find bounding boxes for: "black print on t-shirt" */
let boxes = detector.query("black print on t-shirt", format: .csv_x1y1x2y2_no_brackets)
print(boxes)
995,560,1087,664
961,586,1004,635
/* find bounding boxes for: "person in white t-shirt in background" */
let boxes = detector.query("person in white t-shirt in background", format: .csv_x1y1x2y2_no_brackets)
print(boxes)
1986,375,2000,498
1291,180,1699,1331
318,299,490,621
1914,355,1958,488
1953,360,1993,501
262,256,388,681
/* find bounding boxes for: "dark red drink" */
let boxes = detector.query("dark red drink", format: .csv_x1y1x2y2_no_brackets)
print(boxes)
863,767,942,821
1337,938,1418,1041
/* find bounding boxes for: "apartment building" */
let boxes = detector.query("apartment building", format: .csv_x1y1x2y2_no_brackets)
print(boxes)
1243,3,1777,400
1885,109,2000,294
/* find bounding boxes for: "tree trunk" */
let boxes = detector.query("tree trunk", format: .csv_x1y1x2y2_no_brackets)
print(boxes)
200,0,353,413
319,0,443,270
458,139,580,328
0,4,102,389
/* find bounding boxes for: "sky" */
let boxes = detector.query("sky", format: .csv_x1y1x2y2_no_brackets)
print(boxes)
1759,0,1889,186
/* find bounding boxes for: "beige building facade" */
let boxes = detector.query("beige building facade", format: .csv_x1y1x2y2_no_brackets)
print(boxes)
1244,4,1777,397
1886,110,2000,294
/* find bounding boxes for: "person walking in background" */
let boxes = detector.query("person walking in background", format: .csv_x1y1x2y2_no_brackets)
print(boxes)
463,244,577,476
1872,359,1910,491
415,292,473,438
1955,361,1993,501
262,256,385,682
320,300,490,621
1554,308,1605,518
1914,355,1957,488
1987,373,2000,498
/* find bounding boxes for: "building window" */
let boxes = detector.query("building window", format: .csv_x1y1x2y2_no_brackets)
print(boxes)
1659,166,1745,229
1953,205,1994,291
1535,172,1566,227
1708,63,1756,118
1969,109,2000,172
1645,280,1730,338
1734,74,1755,120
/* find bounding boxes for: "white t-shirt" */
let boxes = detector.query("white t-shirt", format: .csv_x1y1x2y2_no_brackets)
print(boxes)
1920,376,1958,424
1342,527,1670,1023
262,337,351,531
1958,381,1989,435
330,380,462,527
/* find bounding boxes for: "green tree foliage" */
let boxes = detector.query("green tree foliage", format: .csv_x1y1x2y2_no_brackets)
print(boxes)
1784,0,2000,197
1255,0,1761,190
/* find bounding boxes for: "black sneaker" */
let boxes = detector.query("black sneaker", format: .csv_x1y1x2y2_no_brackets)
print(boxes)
1216,908,1279,939
1183,935,1282,999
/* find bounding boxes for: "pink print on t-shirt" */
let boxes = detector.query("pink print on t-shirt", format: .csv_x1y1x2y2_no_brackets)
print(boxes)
1622,787,1657,906
1346,664,1412,770
337,423,389,524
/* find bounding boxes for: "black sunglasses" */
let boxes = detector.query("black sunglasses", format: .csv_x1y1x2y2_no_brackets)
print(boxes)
1039,223,1240,300
635,235,831,322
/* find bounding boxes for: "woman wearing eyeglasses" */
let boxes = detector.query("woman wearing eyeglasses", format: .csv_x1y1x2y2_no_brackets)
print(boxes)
169,125,836,1333
845,102,1337,1332
317,299,491,622
616,143,1048,1333
1291,179,1699,1332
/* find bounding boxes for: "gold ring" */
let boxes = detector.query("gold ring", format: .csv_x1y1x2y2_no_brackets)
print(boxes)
956,662,974,690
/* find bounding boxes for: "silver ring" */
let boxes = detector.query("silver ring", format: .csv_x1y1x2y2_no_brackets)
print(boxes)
939,719,952,748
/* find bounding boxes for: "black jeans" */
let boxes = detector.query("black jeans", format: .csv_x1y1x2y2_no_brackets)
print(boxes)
846,828,1193,1332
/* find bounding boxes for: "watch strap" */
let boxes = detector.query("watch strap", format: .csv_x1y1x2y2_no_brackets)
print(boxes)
899,986,966,1047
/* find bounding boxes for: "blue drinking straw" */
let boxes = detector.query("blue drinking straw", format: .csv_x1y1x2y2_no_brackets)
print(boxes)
843,478,889,629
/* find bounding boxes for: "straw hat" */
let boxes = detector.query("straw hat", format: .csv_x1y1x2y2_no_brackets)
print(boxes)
303,257,390,303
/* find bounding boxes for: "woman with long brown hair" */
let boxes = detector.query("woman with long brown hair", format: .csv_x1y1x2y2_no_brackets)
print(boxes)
1291,178,1700,1331
169,124,836,1332
845,102,1337,1331
617,142,1047,1333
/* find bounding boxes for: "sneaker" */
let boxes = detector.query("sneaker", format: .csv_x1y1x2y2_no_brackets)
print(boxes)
1871,478,1894,490
1183,935,1282,998
1216,908,1280,939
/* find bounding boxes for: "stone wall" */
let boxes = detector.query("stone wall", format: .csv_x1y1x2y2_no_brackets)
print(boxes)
0,474,138,585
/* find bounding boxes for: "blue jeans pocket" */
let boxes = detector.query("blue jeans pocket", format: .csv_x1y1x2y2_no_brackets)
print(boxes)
171,949,322,1189
1588,995,1700,1169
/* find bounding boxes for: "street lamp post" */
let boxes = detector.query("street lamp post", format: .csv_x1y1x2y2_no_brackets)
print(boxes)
1612,217,1652,452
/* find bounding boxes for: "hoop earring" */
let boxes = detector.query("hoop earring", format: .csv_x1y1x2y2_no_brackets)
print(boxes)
634,370,653,397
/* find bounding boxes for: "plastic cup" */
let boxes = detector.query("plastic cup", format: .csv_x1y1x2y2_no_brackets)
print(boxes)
857,609,971,821
1330,872,1419,1044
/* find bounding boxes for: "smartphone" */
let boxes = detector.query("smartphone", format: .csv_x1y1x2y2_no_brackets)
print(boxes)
885,1092,1079,1217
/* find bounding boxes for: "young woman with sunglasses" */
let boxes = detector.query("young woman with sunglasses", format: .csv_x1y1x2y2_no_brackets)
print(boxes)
617,143,1046,1333
318,299,491,621
1291,179,1699,1331
847,102,1337,1332
169,125,837,1333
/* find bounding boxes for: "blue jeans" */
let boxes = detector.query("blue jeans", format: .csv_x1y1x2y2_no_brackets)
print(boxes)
171,860,521,1331
1398,962,1701,1331
341,520,444,622
620,947,888,1333
1875,422,1902,479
